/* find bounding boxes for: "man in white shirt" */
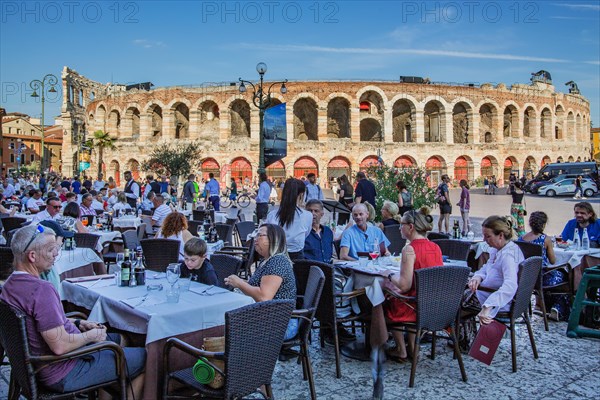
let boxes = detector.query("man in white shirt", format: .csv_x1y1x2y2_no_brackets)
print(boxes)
150,194,172,227
90,191,105,212
141,191,155,212
32,197,62,223
305,173,324,201
92,174,106,192
1,179,16,198
255,172,271,221
26,190,45,214
106,189,119,210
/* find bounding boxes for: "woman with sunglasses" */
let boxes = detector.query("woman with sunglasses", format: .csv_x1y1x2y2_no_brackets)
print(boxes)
382,207,442,362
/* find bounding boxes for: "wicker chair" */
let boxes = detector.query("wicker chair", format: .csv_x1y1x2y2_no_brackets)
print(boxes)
140,238,180,272
73,233,100,250
162,299,295,400
81,215,95,226
210,254,243,290
432,239,472,261
137,223,147,240
215,223,234,245
121,230,141,251
385,265,470,387
234,221,256,247
0,299,128,400
384,224,406,255
282,266,325,400
192,209,206,221
479,257,541,372
216,237,258,279
427,232,451,241
0,246,14,281
187,220,203,237
0,217,27,238
514,241,549,331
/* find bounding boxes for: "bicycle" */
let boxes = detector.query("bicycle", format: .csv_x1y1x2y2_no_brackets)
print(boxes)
220,188,251,208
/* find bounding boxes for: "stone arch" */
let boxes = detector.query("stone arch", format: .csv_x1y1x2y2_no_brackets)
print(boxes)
576,113,583,141
127,159,141,181
356,85,389,105
197,99,220,137
452,102,472,144
360,155,381,170
360,118,383,142
294,156,319,178
479,103,498,143
523,156,537,179
503,156,519,183
290,92,320,107
359,90,384,141
147,103,163,137
557,156,564,163
109,160,121,187
424,100,445,142
95,104,107,131
230,157,252,181
555,105,565,139
523,106,536,138
172,102,190,139
201,158,221,180
293,97,318,141
327,156,352,181
394,155,416,168
540,107,552,139
327,97,351,138
541,155,552,166
503,104,519,138
480,156,498,180
266,160,286,181
124,106,141,138
392,98,416,142
567,111,575,141
230,99,251,137
567,155,575,163
106,109,121,136
425,155,447,187
453,155,474,181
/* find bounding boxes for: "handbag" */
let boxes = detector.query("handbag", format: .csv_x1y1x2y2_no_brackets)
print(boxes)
202,336,226,389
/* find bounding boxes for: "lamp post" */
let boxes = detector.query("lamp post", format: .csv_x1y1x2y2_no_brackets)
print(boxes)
30,74,58,174
239,62,287,174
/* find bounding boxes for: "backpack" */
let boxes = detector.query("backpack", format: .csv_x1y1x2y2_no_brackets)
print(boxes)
435,184,447,204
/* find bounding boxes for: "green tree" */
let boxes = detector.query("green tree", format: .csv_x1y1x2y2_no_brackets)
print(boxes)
86,130,116,179
366,164,437,221
141,142,202,188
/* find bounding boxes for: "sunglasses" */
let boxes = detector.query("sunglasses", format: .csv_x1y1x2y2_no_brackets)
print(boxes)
24,224,45,252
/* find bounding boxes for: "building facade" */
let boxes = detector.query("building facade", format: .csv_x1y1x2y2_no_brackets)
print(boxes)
60,67,592,187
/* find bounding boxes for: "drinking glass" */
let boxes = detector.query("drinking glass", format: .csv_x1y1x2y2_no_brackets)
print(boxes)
81,218,88,227
197,226,204,238
166,263,181,289
369,242,380,266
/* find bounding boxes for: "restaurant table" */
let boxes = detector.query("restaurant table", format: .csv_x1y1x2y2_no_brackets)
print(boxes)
86,229,121,252
112,216,142,229
48,248,104,298
551,247,600,291
214,211,227,223
61,274,254,399
13,212,33,222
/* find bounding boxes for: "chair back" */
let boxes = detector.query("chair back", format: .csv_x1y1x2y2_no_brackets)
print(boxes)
225,217,238,226
514,241,542,259
384,224,406,255
5,229,19,247
192,210,206,221
122,230,141,251
141,210,153,216
0,299,38,399
140,238,180,272
137,223,147,240
187,220,203,237
292,260,336,328
215,223,234,245
95,209,105,216
510,257,542,318
432,239,472,261
234,221,256,246
224,300,294,399
414,265,471,331
73,233,100,250
427,232,450,241
0,246,14,280
298,266,326,339
0,217,27,234
210,254,243,289
81,215,95,226
333,239,341,259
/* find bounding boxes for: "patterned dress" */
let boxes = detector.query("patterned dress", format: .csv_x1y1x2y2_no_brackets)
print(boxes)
510,191,526,236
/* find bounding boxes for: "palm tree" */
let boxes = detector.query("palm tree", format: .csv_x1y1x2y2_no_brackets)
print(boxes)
87,130,116,180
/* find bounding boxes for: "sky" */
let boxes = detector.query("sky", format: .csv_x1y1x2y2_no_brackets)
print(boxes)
1,1,599,125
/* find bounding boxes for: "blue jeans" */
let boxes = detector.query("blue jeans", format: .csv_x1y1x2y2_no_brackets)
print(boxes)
284,318,299,340
209,195,220,211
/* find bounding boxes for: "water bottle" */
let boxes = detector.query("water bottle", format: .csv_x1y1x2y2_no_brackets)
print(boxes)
573,228,581,250
582,228,590,250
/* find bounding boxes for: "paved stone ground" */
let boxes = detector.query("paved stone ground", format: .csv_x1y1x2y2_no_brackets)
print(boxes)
1,189,598,399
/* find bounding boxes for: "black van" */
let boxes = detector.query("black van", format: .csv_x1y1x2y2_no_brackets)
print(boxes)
524,162,599,192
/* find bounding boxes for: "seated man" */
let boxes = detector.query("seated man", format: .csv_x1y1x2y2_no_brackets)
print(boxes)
304,199,334,264
26,189,44,214
340,203,391,261
32,197,63,224
140,190,155,212
150,194,172,227
561,201,600,247
0,224,146,396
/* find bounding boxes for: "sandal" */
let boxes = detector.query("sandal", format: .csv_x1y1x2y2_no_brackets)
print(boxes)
385,347,410,363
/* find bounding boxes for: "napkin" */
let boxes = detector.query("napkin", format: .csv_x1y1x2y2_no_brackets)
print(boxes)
120,295,165,308
66,274,114,283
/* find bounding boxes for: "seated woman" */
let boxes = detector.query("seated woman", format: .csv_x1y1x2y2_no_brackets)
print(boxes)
224,223,298,340
466,216,524,324
112,192,133,215
61,202,89,233
156,212,193,261
378,200,402,229
179,237,218,285
383,207,442,361
518,211,556,267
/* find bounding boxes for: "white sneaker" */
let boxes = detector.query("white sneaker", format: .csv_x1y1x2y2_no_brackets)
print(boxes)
549,307,561,322
581,197,587,199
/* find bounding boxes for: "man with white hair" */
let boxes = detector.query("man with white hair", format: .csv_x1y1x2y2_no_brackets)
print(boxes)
340,203,390,261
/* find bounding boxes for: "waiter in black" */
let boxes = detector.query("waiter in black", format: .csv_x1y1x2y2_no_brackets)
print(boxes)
123,170,140,209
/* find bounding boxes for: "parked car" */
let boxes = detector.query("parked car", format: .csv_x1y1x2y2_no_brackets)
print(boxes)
524,162,599,192
538,178,598,197
528,174,592,194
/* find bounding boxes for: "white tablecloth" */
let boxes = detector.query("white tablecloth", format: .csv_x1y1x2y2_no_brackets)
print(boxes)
54,248,103,275
87,230,121,252
61,273,254,344
552,247,600,269
14,212,33,222
214,212,227,223
206,240,224,255
112,216,141,228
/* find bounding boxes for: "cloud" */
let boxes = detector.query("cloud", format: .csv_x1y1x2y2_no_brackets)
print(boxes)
132,39,166,49
584,60,600,65
241,43,570,63
554,3,600,11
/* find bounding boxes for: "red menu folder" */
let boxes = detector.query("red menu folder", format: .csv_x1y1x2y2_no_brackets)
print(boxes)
468,320,507,365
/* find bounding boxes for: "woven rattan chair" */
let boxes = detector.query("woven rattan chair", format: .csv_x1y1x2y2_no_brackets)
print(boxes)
0,217,27,238
282,266,325,400
479,257,542,372
427,231,451,241
385,265,470,387
137,223,147,240
217,237,257,279
210,254,243,289
192,209,206,221
140,238,180,272
163,299,295,400
0,299,127,400
384,224,406,255
432,239,472,261
121,230,141,251
73,233,100,250
0,246,15,281
187,220,203,237
215,223,234,245
234,221,256,246
514,241,550,331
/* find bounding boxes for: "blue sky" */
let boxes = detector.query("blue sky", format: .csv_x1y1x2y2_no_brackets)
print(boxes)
1,1,599,125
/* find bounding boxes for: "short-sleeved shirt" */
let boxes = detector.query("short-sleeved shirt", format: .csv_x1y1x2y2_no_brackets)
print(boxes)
71,181,81,194
340,224,391,260
304,225,334,263
305,183,324,201
0,273,79,386
355,179,377,206
205,179,220,197
26,197,44,211
266,207,313,253
248,253,296,300
561,219,600,245
183,181,196,202
179,259,218,286
256,181,271,204
152,204,172,226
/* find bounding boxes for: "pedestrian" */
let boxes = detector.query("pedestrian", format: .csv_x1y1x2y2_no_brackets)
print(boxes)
457,179,471,236
255,172,271,222
483,176,489,195
354,171,376,207
305,173,324,201
436,174,452,234
573,175,584,199
205,173,220,211
396,180,413,216
510,181,526,237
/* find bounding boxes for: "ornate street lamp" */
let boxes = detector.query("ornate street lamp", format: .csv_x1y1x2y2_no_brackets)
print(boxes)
239,63,287,174
30,73,58,174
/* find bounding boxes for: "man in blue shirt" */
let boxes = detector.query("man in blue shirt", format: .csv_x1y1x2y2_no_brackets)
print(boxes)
304,199,333,263
205,173,220,211
354,171,376,207
304,173,324,202
255,172,271,222
561,202,600,246
340,203,390,260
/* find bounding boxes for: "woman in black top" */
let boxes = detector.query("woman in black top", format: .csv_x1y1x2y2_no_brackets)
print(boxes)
510,182,526,236
337,174,353,224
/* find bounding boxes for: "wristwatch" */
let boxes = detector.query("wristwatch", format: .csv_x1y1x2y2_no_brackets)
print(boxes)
387,272,396,282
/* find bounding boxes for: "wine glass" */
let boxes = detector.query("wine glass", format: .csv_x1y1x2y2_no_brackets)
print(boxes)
369,242,380,266
81,218,89,227
197,225,204,238
116,253,125,267
166,263,181,289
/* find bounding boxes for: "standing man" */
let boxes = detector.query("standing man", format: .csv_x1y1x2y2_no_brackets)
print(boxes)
123,171,140,210
182,174,197,211
255,172,271,222
38,174,47,195
70,176,81,195
305,173,324,202
205,173,221,211
354,171,376,207
437,174,452,234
